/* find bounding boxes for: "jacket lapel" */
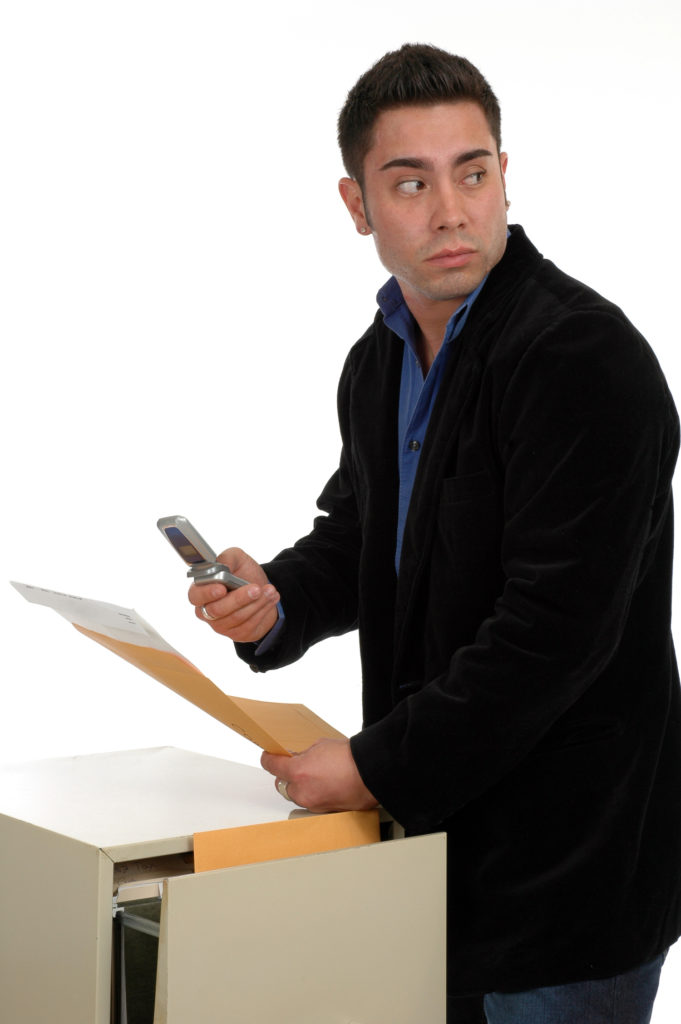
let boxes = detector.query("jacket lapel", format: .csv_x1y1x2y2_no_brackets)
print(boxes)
392,227,543,658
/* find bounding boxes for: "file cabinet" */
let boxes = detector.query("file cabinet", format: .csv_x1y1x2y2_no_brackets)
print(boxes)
0,747,446,1023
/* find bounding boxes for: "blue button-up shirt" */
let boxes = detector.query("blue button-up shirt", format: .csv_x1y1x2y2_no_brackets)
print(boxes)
377,275,488,572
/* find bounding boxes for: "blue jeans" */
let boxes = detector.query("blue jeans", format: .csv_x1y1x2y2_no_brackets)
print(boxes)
482,952,667,1024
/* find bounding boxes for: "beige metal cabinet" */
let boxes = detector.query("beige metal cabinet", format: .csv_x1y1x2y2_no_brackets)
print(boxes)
0,747,446,1023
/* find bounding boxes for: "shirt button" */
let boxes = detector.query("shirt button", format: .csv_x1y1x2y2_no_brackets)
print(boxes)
408,440,421,452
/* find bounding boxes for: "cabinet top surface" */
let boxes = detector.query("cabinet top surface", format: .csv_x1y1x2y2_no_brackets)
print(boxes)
0,747,292,855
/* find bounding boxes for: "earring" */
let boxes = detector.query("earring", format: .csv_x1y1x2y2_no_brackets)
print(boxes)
359,226,368,234
505,199,511,210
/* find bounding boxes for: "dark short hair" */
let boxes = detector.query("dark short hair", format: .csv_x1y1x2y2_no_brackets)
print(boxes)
337,43,501,186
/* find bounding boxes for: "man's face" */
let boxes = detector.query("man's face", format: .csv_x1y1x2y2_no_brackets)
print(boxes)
340,102,509,321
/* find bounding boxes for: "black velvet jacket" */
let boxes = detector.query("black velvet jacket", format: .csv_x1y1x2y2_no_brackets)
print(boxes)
241,226,681,994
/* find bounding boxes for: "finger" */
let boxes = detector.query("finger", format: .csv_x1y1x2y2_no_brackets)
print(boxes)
197,587,279,638
261,751,291,777
192,582,277,621
188,582,227,608
274,776,298,803
215,547,267,583
207,603,279,642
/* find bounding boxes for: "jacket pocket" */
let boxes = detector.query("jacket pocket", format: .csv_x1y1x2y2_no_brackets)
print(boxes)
440,470,496,505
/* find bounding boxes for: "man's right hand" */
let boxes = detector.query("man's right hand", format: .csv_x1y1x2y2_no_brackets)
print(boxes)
187,547,280,643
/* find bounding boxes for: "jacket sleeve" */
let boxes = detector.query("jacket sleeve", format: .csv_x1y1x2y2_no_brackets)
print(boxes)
234,354,363,671
350,309,679,830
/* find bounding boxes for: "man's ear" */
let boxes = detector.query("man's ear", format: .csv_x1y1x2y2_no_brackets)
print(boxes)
499,152,509,204
338,177,371,235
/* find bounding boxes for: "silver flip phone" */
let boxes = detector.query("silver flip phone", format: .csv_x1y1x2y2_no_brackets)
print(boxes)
156,515,248,589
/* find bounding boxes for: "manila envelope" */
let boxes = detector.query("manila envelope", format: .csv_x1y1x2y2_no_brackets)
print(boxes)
74,624,346,756
194,809,381,872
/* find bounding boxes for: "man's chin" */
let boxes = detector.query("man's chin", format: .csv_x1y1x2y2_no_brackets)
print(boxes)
421,272,484,304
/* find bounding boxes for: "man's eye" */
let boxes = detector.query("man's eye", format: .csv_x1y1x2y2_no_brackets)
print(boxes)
396,179,425,195
463,170,486,186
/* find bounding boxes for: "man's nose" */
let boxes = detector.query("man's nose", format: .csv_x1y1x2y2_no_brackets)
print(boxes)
430,182,465,231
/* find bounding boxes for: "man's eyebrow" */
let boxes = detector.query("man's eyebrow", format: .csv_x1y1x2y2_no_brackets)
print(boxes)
378,149,494,172
378,156,431,172
454,148,494,166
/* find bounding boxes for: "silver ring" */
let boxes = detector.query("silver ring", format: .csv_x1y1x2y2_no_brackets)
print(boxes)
200,605,216,621
276,778,293,801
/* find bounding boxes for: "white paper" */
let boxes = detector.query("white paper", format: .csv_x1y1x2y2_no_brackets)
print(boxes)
10,581,179,652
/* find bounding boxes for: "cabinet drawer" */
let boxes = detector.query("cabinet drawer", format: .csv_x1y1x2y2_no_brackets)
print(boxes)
154,833,446,1024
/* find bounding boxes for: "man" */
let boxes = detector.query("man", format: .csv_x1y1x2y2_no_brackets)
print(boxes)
189,45,681,1023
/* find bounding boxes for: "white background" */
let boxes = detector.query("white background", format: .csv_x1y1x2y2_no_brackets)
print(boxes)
2,0,680,1015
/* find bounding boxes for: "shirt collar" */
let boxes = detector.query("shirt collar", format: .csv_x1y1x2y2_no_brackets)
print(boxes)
377,273,488,358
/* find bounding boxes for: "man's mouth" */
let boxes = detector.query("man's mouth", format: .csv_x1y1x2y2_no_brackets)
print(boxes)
425,247,476,268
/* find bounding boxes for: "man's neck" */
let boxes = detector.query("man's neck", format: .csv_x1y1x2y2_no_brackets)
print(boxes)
407,294,466,372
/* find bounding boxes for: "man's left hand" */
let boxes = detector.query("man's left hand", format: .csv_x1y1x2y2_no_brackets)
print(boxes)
261,738,378,813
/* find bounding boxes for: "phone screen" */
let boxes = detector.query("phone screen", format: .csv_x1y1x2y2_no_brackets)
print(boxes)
163,526,208,565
